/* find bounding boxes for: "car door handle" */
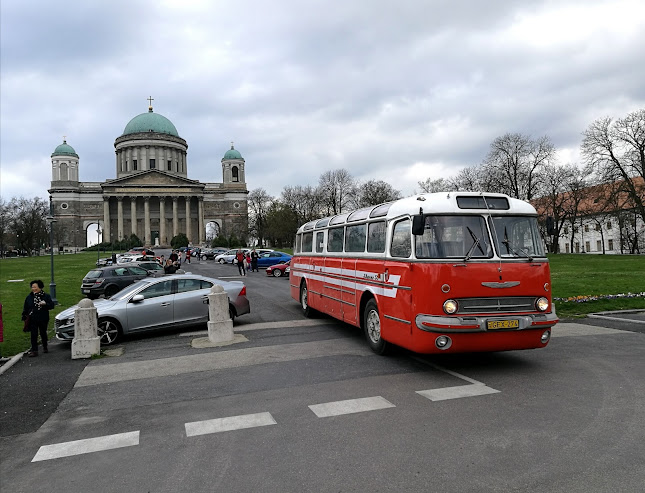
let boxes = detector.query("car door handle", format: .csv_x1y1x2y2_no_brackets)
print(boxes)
160,302,171,307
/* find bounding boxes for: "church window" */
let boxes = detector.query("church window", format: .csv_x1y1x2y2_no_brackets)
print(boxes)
150,159,156,169
232,166,239,182
133,160,138,170
167,160,172,171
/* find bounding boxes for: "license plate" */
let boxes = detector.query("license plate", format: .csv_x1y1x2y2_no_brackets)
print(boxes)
83,289,90,294
487,319,519,330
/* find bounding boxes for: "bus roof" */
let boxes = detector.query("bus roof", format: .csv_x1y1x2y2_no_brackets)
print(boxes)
297,192,537,233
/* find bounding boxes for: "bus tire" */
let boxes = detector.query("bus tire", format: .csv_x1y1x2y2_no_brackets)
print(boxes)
300,281,312,317
363,299,389,355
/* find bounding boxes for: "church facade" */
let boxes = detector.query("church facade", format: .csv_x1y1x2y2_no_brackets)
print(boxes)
49,103,248,249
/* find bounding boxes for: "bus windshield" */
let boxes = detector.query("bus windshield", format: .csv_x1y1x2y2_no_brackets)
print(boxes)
489,216,545,258
415,215,491,259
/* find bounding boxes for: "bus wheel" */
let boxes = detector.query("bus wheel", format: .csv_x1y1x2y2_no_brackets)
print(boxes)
363,299,389,355
300,282,312,317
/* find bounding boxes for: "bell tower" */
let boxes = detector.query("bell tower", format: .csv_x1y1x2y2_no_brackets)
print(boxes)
221,142,245,185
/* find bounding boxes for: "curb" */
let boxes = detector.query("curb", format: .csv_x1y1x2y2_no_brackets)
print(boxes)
0,351,25,376
588,309,645,325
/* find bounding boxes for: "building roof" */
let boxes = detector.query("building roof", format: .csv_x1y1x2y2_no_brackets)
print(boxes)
122,107,179,137
224,144,243,160
51,140,79,158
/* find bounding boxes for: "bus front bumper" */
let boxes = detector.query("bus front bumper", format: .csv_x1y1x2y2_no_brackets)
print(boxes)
415,312,559,333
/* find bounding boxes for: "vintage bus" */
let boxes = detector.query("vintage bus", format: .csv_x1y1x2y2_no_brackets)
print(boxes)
290,192,558,355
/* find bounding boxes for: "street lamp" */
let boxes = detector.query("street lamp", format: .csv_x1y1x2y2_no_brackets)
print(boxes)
46,197,58,304
97,224,102,264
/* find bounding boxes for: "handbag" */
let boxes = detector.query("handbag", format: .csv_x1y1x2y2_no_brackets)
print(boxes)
22,312,31,332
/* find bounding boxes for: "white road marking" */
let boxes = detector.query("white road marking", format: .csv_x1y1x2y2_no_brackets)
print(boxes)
185,412,276,437
309,396,395,418
416,384,500,402
31,431,139,462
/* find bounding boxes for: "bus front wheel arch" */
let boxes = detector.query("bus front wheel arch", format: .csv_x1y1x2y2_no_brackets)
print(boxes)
363,298,390,355
300,280,313,318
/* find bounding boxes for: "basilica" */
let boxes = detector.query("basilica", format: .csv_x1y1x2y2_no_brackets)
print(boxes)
49,102,248,249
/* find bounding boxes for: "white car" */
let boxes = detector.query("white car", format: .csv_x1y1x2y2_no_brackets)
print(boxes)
117,254,156,264
214,249,240,264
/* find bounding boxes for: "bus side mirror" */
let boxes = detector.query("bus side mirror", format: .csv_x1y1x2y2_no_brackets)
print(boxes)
412,215,425,236
546,216,555,235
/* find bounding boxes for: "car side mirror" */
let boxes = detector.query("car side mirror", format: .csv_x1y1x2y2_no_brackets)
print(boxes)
412,215,425,236
130,294,144,303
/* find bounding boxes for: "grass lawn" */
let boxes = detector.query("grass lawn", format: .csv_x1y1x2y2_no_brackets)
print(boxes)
1,252,643,357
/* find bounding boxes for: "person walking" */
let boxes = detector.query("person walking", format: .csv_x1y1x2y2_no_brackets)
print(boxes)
22,280,55,357
164,259,178,274
185,247,191,264
236,249,246,276
251,248,259,272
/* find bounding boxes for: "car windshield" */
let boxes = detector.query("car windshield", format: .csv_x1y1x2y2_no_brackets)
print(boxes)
489,215,545,258
415,215,492,259
109,279,155,300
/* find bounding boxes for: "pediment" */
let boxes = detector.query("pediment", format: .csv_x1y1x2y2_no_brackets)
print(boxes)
103,170,201,188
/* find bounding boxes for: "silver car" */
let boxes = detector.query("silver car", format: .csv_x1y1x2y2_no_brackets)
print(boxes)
56,273,250,345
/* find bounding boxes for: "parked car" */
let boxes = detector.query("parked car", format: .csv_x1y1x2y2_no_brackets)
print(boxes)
127,260,165,275
215,249,249,264
266,260,290,277
199,248,217,260
57,274,250,345
81,265,153,299
96,257,114,267
257,251,292,267
117,254,156,264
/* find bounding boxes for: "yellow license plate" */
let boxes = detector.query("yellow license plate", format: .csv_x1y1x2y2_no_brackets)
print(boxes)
487,319,519,330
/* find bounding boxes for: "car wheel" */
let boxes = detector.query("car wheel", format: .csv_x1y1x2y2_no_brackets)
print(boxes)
104,285,120,298
218,258,225,264
300,281,313,317
273,269,282,277
363,299,389,355
97,318,121,345
229,306,236,324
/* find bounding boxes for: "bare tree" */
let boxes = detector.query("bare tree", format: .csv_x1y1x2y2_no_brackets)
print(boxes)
281,185,324,225
0,198,9,256
450,166,487,192
418,177,451,193
317,169,357,215
581,108,645,225
354,180,401,208
8,197,49,256
247,188,274,247
482,133,555,200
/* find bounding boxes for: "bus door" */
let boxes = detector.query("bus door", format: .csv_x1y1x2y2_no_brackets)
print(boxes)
324,227,345,318
379,218,414,347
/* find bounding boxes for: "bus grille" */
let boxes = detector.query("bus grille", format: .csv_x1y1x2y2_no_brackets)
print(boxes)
456,297,537,314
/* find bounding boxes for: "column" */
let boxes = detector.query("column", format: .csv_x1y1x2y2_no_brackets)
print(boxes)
130,197,137,237
103,197,110,243
185,196,191,242
198,197,204,244
126,148,131,171
159,197,166,245
142,147,148,170
172,197,179,238
117,197,124,240
144,196,151,245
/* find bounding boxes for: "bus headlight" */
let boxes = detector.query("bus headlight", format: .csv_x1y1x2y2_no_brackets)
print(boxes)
443,299,458,314
536,297,549,312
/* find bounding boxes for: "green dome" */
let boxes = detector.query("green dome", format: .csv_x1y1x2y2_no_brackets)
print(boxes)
224,145,242,159
122,108,179,137
51,140,78,158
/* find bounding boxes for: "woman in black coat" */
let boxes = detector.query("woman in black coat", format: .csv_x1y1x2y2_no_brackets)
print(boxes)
22,280,55,357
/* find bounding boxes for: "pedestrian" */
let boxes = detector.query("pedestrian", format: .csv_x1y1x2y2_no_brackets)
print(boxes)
169,250,178,263
235,249,246,276
245,252,251,272
185,247,191,263
164,259,177,274
159,255,165,265
251,248,259,272
21,280,55,357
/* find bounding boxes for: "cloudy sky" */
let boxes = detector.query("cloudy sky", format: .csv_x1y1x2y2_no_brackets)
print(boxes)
1,0,644,202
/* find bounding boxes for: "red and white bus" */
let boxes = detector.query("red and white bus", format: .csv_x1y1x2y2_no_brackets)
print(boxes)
290,192,558,354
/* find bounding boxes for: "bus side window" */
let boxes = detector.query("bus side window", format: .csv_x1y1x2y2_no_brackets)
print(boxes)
367,221,386,253
315,231,324,253
302,232,313,252
327,227,344,252
295,234,302,253
391,219,411,258
345,224,366,252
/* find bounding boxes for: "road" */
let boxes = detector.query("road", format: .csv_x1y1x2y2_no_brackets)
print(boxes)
1,255,644,492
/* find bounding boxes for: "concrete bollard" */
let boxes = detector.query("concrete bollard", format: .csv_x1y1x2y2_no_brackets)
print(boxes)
71,298,101,359
207,285,234,343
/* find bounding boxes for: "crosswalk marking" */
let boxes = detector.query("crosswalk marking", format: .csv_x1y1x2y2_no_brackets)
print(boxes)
32,431,140,462
416,384,500,402
185,412,277,437
309,396,395,418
